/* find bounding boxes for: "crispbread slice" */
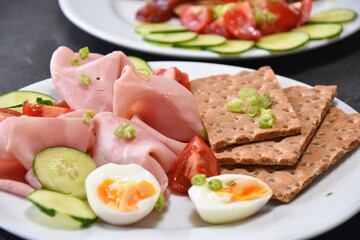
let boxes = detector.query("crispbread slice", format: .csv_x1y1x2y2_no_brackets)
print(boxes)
221,108,360,203
215,85,337,165
191,66,302,150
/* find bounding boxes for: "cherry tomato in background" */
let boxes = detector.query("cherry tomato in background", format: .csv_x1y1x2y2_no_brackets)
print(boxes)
289,0,312,26
179,5,213,33
224,2,261,40
169,135,221,194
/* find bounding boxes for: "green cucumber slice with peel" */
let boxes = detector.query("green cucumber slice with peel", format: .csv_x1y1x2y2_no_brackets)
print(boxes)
144,32,197,44
136,23,188,35
28,189,97,228
33,147,96,200
0,90,56,112
128,56,153,76
207,39,255,54
256,31,310,52
175,34,226,48
308,8,357,23
293,23,343,40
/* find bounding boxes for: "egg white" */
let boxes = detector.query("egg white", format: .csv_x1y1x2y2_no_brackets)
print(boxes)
188,174,273,224
85,163,161,225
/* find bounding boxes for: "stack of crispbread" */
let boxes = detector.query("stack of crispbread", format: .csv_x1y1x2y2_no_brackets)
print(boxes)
191,66,360,203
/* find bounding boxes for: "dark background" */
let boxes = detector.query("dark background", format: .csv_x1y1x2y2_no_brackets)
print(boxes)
0,1,359,239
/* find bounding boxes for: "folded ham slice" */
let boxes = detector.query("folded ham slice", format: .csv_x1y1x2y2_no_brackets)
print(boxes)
50,46,132,112
0,110,94,170
91,112,178,192
113,66,204,142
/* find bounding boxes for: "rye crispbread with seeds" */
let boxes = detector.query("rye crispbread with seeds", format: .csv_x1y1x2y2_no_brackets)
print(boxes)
191,66,302,150
221,108,360,203
215,85,337,166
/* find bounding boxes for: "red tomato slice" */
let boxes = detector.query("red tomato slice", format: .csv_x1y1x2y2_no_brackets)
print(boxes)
22,103,72,117
0,108,22,122
179,5,212,33
169,135,221,194
203,16,235,39
153,67,191,90
289,0,312,26
224,2,261,40
136,3,173,23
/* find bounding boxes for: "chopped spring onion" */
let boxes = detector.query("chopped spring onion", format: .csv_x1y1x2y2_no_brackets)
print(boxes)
85,109,96,118
247,94,262,106
36,97,53,106
247,105,261,117
208,178,222,191
70,57,81,66
79,46,90,59
155,194,165,212
225,180,236,186
238,87,257,100
200,128,207,138
79,74,92,85
113,122,136,139
259,109,276,129
83,113,91,125
260,93,273,109
191,174,207,186
226,98,245,113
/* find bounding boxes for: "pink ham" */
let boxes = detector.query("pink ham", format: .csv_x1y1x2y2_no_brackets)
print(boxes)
50,46,132,112
91,112,178,192
0,109,94,170
0,179,34,197
113,66,204,142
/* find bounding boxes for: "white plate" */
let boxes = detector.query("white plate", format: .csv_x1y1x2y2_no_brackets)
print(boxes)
1,61,359,240
59,0,360,59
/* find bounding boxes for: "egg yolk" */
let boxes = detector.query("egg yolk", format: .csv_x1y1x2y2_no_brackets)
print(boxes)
217,180,269,202
98,178,157,211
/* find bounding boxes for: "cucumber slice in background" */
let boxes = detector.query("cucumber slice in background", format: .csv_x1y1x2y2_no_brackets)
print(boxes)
33,147,96,200
0,90,56,112
136,23,188,35
293,23,343,40
207,39,255,55
308,8,357,23
28,189,97,228
144,31,197,44
128,56,153,76
256,32,310,52
175,34,226,48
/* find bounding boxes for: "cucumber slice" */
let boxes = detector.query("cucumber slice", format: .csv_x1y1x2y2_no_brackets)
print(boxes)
0,90,56,112
28,189,97,228
136,23,188,35
144,32,197,44
293,23,343,40
175,34,226,48
256,32,310,52
308,8,357,23
207,39,255,54
33,147,96,200
128,56,153,76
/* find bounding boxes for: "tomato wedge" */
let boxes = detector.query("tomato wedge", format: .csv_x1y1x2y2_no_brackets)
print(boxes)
289,0,312,26
22,103,72,117
153,67,191,90
179,5,212,33
169,135,221,194
0,108,22,122
224,2,261,40
203,16,235,39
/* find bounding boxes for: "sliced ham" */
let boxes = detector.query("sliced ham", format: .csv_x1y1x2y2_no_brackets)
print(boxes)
0,179,34,197
91,112,178,192
50,46,132,112
0,109,94,170
113,66,204,142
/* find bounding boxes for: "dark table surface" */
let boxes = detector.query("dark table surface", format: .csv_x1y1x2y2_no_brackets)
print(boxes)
0,1,359,239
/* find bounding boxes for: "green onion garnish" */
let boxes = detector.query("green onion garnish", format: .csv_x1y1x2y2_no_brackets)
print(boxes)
70,57,81,66
191,174,207,186
208,178,222,191
238,87,257,100
259,109,277,129
79,46,90,59
247,94,262,106
226,180,236,186
36,97,53,106
113,122,136,139
79,73,92,85
200,128,207,138
260,93,273,109
155,194,165,212
83,113,91,125
247,105,261,117
226,98,245,113
84,109,96,118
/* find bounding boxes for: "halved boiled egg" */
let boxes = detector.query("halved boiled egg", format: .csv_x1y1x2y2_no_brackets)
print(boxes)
85,163,161,225
188,174,273,224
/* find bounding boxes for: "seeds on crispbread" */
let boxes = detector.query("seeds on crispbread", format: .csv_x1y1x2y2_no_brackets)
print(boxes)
221,108,360,203
215,85,337,166
191,66,302,150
